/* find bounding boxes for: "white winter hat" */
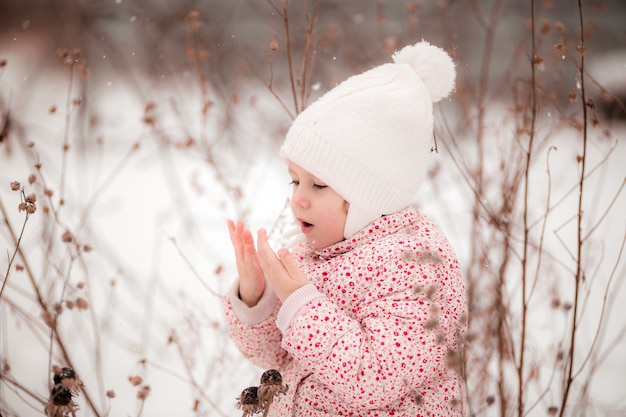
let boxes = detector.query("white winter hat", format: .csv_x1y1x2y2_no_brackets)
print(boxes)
280,40,456,238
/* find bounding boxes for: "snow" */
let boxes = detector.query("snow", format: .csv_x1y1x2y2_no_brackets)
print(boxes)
1,16,625,417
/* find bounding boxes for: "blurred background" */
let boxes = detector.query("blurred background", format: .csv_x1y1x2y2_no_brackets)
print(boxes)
1,1,625,416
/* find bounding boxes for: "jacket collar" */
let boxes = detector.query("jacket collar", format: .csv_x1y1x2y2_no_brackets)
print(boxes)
314,206,416,259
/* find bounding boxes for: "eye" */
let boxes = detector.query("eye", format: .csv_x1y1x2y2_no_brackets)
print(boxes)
289,180,300,186
312,184,327,190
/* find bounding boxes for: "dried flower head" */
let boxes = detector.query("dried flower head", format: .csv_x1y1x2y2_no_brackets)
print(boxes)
75,297,89,310
236,370,288,417
128,375,143,386
61,230,74,243
10,181,21,191
41,310,56,328
258,369,288,415
44,367,83,417
137,385,150,400
237,386,260,417
260,369,282,385
53,303,63,315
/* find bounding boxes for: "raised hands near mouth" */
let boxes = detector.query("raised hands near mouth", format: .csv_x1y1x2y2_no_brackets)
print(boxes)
227,220,266,307
256,228,309,302
228,221,309,306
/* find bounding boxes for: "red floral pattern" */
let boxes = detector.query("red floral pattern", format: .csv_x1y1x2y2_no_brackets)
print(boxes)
224,207,467,416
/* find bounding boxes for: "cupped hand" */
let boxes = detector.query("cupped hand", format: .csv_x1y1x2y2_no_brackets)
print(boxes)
227,219,265,307
256,228,309,302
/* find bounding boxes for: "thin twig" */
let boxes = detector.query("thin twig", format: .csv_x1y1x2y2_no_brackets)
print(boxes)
280,0,299,115
167,235,222,298
559,2,588,415
518,1,539,413
58,62,75,213
572,225,625,380
0,198,30,298
231,34,294,120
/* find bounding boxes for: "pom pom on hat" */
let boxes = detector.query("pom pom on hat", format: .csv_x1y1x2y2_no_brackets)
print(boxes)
280,40,456,239
392,40,456,102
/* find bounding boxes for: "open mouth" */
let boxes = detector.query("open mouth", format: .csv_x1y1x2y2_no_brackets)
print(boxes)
299,219,314,233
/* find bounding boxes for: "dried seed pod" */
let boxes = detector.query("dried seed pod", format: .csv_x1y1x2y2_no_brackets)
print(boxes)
257,369,288,415
45,367,82,417
238,386,259,405
53,367,76,385
260,369,282,385
237,386,260,417
50,384,72,406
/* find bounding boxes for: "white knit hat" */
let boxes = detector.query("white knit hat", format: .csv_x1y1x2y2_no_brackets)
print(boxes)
280,40,456,238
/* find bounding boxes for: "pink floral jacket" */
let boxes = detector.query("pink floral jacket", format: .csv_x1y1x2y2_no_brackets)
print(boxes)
224,207,467,416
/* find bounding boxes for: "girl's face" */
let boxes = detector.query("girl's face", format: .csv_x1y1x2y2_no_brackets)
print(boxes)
287,160,347,249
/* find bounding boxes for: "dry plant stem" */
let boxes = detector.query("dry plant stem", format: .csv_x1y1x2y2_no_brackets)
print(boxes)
59,63,75,212
0,372,45,407
169,333,228,417
76,140,140,232
232,34,294,120
297,0,319,110
528,139,618,230
582,178,625,241
76,254,107,410
167,235,221,298
0,200,30,298
473,1,507,414
496,239,511,417
49,255,77,389
573,226,626,380
262,397,273,417
527,146,557,302
277,0,299,115
186,15,208,108
517,1,539,415
0,199,102,416
559,2,588,416
185,11,211,150
0,196,44,307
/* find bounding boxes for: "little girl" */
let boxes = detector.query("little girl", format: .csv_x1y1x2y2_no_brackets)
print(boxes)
224,40,467,416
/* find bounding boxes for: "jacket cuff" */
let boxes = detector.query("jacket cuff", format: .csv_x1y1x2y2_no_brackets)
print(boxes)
227,278,279,326
276,284,325,334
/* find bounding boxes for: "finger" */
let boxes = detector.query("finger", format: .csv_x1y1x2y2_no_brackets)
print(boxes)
243,229,255,247
256,229,283,279
227,219,244,260
227,220,241,247
277,248,305,283
242,229,261,266
256,228,276,263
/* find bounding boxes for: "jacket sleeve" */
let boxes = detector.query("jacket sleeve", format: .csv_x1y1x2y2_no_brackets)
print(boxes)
278,239,466,409
223,278,293,370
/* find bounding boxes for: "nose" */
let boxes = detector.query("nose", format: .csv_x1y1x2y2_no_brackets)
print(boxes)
292,186,310,209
